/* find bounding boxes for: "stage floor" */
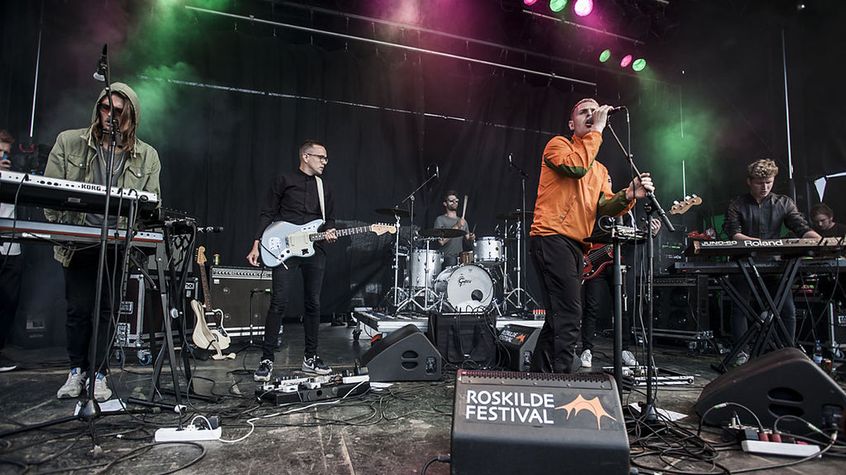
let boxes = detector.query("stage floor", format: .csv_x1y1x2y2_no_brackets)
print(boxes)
1,323,845,474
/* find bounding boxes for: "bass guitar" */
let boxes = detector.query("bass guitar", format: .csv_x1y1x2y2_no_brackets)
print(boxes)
260,219,396,268
191,246,235,360
582,243,613,281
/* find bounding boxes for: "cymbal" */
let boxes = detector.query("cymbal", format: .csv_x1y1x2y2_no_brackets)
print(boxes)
374,207,410,217
496,209,534,220
419,228,465,238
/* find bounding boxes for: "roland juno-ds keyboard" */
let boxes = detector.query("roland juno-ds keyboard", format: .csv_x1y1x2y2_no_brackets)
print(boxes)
686,237,846,258
0,170,158,217
672,258,846,275
0,218,163,248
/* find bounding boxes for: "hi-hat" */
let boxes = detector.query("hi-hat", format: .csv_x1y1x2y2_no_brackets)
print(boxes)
496,209,534,220
374,207,410,217
419,228,465,238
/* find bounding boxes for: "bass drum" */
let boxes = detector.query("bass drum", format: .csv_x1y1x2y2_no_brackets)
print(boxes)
434,264,494,313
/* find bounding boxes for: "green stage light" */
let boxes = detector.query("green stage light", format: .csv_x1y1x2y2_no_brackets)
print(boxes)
599,49,612,63
549,0,568,14
632,58,647,72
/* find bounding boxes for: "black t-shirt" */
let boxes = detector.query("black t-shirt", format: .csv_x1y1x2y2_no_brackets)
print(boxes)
816,222,846,238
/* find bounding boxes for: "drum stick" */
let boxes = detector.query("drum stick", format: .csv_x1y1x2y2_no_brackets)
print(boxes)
461,195,468,219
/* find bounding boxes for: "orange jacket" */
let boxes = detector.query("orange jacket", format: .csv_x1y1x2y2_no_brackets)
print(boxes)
530,131,635,249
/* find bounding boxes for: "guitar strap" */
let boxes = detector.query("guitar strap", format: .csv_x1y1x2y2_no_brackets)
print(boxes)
315,176,326,221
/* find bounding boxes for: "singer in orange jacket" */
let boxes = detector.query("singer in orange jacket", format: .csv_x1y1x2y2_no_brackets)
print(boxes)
529,98,654,373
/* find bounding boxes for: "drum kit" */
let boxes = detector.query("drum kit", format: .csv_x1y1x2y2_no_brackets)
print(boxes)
374,206,537,314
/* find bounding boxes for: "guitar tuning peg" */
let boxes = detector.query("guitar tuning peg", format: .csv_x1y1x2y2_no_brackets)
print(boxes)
684,195,691,200
673,200,680,205
691,193,698,198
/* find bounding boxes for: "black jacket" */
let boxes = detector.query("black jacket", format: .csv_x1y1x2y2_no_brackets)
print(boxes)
723,193,811,239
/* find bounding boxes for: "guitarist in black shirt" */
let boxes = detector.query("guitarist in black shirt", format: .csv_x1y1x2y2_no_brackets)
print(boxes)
247,140,337,381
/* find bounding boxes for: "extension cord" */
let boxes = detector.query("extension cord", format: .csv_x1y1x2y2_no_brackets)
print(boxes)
155,426,222,443
741,440,820,457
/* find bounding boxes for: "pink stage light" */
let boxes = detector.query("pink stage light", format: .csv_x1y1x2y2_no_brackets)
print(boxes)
574,0,594,17
523,0,539,6
620,54,633,68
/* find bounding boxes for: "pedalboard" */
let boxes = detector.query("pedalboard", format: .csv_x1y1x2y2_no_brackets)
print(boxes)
256,372,371,405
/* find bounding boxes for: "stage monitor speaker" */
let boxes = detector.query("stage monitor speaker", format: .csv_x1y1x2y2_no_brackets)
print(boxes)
497,324,541,371
360,324,442,382
653,276,709,331
451,370,629,475
695,348,846,435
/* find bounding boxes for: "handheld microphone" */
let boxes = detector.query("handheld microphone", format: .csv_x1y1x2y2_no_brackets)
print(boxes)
93,44,108,82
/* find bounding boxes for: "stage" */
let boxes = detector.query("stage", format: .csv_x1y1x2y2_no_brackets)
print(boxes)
1,324,845,475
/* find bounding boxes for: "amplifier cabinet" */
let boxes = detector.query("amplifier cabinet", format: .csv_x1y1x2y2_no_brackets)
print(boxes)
209,266,272,338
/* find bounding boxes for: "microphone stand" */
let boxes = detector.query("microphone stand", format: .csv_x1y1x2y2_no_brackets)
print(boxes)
81,47,119,423
393,167,439,312
506,156,537,314
606,113,673,424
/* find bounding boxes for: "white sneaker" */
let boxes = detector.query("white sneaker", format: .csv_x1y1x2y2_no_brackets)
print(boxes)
579,349,592,368
87,373,113,402
57,368,86,399
622,350,638,367
735,351,749,366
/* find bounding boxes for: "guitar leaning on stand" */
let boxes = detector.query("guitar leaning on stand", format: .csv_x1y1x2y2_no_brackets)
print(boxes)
192,246,235,360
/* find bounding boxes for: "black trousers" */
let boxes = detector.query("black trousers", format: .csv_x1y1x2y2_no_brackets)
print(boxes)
529,235,583,373
730,274,796,348
64,249,122,374
581,266,635,351
261,251,326,362
0,254,22,351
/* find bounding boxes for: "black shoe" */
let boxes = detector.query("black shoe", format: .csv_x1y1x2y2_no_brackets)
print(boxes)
0,354,17,372
302,355,331,375
254,359,273,382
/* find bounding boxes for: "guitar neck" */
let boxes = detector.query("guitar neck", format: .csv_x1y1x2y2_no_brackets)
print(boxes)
310,226,372,242
199,263,212,311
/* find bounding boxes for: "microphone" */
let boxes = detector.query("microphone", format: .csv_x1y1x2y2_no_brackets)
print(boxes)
608,106,626,116
197,226,224,233
93,44,108,82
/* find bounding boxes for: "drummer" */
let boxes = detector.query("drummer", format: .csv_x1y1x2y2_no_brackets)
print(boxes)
434,190,475,266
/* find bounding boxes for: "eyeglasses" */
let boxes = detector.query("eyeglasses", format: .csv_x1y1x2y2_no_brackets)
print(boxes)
305,152,329,164
98,103,124,116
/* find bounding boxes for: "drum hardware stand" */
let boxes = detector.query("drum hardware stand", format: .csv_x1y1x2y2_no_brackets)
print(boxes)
395,236,440,313
607,115,674,424
505,156,538,315
384,212,406,308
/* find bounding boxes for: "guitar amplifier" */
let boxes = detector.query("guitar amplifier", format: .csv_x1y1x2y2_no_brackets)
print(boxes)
497,324,541,371
209,266,273,338
115,274,198,349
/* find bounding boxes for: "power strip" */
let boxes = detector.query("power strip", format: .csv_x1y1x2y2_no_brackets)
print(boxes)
155,426,222,442
741,440,820,457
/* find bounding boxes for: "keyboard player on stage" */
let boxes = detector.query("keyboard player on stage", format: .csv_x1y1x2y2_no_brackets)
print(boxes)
44,83,161,401
723,159,820,365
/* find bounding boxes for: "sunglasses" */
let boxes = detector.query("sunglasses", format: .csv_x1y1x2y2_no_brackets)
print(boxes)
98,103,124,116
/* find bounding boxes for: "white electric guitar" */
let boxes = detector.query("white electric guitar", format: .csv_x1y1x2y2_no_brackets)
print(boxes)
260,219,396,268
191,246,235,360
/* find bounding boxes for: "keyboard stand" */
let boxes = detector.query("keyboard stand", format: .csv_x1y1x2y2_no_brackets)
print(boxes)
712,256,802,373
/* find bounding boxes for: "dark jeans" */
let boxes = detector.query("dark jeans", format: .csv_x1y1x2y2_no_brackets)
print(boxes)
0,254,23,351
261,251,326,361
529,235,583,373
729,274,796,348
64,249,122,374
581,266,635,351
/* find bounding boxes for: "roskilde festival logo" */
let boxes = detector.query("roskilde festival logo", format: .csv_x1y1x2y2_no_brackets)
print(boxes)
463,389,616,430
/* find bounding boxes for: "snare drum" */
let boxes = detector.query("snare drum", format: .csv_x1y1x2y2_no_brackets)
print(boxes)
409,249,442,289
434,264,494,312
474,237,503,264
